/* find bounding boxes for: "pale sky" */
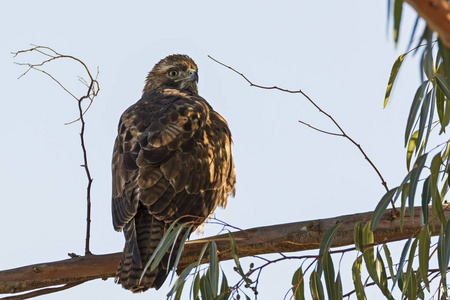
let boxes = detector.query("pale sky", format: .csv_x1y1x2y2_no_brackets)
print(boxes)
0,1,423,299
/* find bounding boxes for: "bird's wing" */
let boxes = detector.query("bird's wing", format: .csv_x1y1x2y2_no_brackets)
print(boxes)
112,88,235,230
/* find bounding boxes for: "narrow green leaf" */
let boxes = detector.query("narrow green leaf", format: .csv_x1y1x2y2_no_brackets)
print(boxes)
371,188,398,231
438,39,450,88
443,220,450,295
400,182,410,231
362,221,376,281
196,242,210,267
150,224,185,271
220,270,229,293
292,267,305,300
142,222,178,278
405,81,428,146
421,177,432,226
209,242,218,295
200,273,212,300
438,222,450,277
423,88,435,152
438,225,447,294
407,269,417,300
436,84,448,133
418,227,431,290
384,53,406,107
422,49,435,81
173,279,185,300
416,90,431,152
229,232,245,277
309,270,325,300
406,130,418,171
170,227,192,283
402,238,418,296
409,154,428,218
375,250,394,300
433,187,447,228
436,73,450,100
323,251,336,300
166,262,197,298
193,273,200,300
219,271,230,299
335,272,343,299
417,282,425,300
316,223,339,276
352,256,367,300
393,0,403,45
430,152,442,188
383,244,395,281
393,237,412,289
354,221,363,252
397,271,405,291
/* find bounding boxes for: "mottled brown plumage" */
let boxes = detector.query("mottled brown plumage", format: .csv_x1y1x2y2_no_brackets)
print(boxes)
112,54,235,292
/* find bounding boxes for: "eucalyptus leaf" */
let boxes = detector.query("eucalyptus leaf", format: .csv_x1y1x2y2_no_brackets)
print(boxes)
309,270,325,300
405,81,428,147
383,244,395,281
418,227,430,290
354,221,363,252
406,130,418,171
384,53,406,107
316,223,339,276
352,256,367,300
393,237,412,289
323,251,336,299
421,177,432,226
292,267,305,300
409,154,428,219
393,0,403,45
371,187,398,230
416,90,431,152
436,73,450,100
362,221,376,281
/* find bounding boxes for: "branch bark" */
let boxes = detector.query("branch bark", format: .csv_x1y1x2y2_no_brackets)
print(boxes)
404,0,450,48
1,205,448,296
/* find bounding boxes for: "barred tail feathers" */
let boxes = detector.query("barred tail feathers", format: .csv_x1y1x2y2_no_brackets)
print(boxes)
116,207,169,292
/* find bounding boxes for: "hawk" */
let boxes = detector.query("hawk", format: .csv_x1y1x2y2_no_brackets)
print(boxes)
112,54,236,292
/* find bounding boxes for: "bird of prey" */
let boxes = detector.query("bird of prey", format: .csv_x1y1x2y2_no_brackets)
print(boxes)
111,54,236,292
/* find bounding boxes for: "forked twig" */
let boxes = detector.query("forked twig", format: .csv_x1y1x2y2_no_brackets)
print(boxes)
13,45,99,255
208,55,393,210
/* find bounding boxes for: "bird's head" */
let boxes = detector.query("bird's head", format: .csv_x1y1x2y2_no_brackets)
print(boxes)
143,54,199,95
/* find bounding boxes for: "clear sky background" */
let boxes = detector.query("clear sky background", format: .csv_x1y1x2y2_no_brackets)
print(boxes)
0,1,424,299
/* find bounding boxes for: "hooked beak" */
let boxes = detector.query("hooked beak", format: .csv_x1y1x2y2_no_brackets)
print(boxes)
188,70,199,83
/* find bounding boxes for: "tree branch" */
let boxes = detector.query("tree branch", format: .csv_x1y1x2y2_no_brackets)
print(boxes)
208,55,392,201
404,0,450,49
1,205,448,296
13,45,100,255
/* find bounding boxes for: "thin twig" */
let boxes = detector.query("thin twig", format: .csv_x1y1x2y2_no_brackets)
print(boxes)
208,55,393,210
298,120,343,137
0,281,88,300
13,45,99,255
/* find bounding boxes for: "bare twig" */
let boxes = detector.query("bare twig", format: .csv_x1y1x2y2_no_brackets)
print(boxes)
1,281,88,300
297,120,343,137
208,55,393,208
13,45,100,255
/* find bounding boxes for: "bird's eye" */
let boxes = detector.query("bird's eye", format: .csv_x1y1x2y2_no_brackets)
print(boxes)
168,70,178,77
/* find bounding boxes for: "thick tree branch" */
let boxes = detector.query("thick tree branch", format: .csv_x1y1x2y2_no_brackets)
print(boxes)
1,205,448,296
404,0,450,49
